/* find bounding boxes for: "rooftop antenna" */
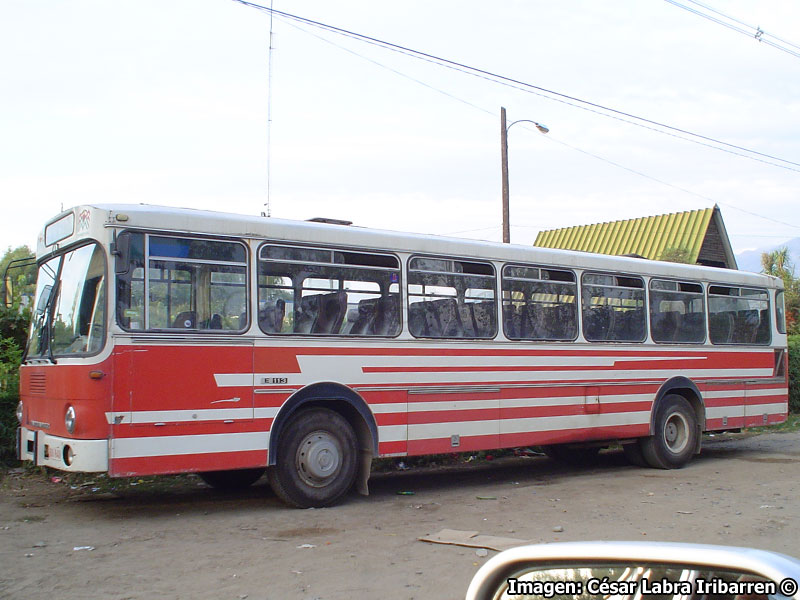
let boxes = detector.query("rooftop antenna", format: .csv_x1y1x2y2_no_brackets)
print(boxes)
264,0,275,217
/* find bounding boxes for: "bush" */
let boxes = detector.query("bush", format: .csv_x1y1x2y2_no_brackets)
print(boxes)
0,337,22,464
789,335,800,414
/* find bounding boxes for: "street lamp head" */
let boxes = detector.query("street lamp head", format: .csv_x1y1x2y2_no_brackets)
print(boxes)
506,118,550,135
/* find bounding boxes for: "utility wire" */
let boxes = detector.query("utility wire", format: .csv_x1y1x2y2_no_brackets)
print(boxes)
257,5,799,232
278,18,492,116
665,0,800,59
541,134,800,229
233,0,800,173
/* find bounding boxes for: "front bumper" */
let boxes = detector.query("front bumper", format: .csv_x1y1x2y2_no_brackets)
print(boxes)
17,427,108,472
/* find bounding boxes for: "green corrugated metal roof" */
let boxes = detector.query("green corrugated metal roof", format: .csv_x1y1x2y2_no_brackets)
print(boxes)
533,207,715,262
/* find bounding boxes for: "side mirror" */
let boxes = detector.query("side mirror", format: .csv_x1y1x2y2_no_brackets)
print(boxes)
113,231,132,275
3,275,11,308
466,542,800,600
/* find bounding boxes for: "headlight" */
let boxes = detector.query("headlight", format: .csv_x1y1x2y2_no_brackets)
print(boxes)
65,406,76,434
16,401,23,424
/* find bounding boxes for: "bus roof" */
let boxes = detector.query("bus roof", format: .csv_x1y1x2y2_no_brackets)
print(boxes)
41,203,782,289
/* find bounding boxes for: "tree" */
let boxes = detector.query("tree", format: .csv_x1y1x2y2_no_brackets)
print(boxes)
0,246,34,463
1,246,35,349
761,247,799,334
659,246,694,264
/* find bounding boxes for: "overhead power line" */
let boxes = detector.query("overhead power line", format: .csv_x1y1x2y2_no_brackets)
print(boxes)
284,16,800,233
664,0,800,60
233,0,800,173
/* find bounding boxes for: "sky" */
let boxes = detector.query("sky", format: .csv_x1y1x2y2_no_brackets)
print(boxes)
2,0,799,260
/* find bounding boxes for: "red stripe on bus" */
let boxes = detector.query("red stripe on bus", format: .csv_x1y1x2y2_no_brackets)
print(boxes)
744,413,788,427
407,434,499,455
745,395,788,406
374,412,406,426
500,400,652,420
499,423,650,448
705,417,746,430
408,408,497,425
109,449,268,477
378,440,406,455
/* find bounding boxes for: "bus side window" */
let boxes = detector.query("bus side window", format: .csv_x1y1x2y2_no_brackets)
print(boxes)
117,234,248,332
501,265,576,341
408,257,496,340
258,245,401,337
708,286,770,345
582,273,645,343
649,279,705,344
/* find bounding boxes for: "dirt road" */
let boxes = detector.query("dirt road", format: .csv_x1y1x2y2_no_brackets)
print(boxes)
1,431,798,600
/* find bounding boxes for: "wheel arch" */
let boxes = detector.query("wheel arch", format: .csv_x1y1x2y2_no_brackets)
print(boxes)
267,382,378,493
651,376,705,454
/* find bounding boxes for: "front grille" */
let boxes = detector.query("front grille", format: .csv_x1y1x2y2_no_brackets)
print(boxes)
29,373,46,395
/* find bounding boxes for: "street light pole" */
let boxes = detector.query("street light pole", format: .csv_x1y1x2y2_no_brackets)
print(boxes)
500,106,549,244
501,107,510,243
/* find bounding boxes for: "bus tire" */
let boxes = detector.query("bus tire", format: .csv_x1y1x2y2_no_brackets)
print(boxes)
542,444,601,466
641,395,697,469
268,407,358,508
199,468,266,490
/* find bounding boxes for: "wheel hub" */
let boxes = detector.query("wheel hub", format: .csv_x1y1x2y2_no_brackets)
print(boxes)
664,413,689,453
296,431,341,487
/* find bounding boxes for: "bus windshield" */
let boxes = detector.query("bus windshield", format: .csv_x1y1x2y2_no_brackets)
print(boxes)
27,243,107,359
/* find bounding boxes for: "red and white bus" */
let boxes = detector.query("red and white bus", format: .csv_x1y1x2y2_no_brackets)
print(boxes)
16,204,789,507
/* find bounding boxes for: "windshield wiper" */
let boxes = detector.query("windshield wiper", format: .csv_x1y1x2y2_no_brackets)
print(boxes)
44,280,59,364
23,281,59,364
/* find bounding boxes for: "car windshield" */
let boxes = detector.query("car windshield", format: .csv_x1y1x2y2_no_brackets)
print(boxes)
26,243,107,359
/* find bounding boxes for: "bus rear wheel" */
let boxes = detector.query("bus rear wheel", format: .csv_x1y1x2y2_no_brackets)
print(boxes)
641,395,698,469
199,468,266,490
268,407,358,508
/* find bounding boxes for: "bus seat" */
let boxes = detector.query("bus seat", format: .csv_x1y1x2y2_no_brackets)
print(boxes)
373,294,401,336
756,309,770,343
458,304,478,337
652,310,679,341
626,308,646,341
172,310,196,329
710,311,734,343
312,292,347,334
431,298,464,337
295,295,320,333
470,301,496,338
583,306,610,340
208,314,223,330
678,312,704,342
408,302,429,337
525,303,549,339
503,304,520,338
260,298,285,333
735,309,760,344
421,301,443,336
535,305,558,339
553,303,577,339
348,298,379,335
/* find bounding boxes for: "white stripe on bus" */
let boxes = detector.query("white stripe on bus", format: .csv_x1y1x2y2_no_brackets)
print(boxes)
111,431,269,459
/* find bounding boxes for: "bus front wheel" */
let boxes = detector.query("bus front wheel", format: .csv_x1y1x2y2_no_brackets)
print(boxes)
268,407,358,508
641,395,698,469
